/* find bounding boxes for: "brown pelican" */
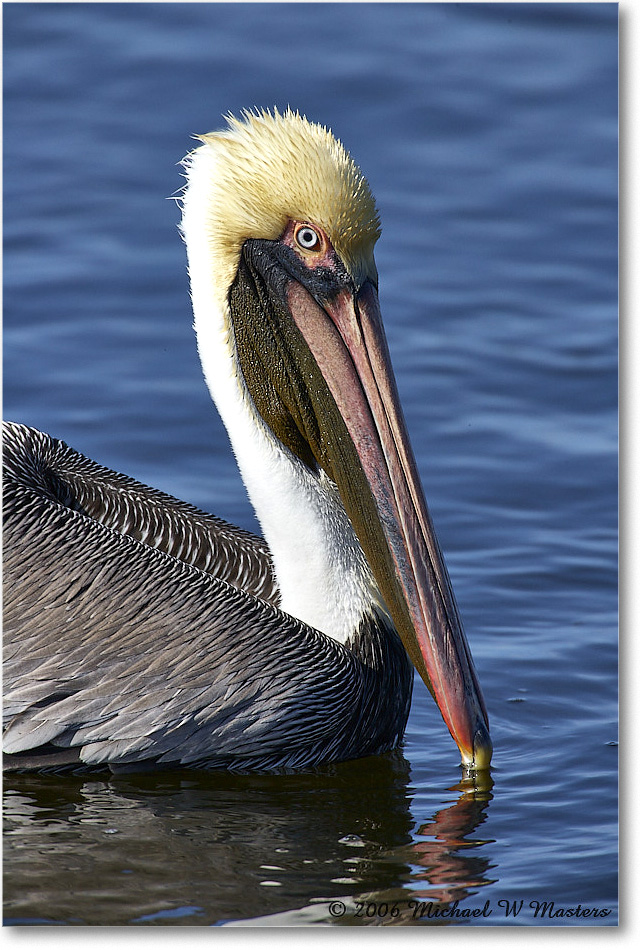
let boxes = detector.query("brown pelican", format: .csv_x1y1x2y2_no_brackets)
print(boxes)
3,109,491,774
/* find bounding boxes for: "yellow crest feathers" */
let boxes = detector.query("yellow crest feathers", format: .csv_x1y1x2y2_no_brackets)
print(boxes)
181,108,380,293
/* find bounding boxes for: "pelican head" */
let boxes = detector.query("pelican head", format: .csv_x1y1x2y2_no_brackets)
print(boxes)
181,108,491,770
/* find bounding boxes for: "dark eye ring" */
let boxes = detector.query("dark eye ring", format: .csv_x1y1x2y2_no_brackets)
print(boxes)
295,225,321,251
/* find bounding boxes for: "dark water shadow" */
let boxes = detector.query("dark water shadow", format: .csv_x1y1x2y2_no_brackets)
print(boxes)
3,753,494,926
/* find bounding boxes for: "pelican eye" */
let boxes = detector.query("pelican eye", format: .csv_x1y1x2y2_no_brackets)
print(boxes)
295,225,322,252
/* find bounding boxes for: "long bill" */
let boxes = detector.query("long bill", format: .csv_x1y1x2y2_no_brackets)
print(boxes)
286,278,492,770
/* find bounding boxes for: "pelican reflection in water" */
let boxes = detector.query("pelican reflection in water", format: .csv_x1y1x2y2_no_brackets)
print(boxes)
3,109,491,774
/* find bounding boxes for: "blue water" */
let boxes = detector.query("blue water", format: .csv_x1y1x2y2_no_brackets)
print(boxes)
3,2,618,928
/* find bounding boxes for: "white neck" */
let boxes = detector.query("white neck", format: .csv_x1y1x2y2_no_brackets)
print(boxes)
182,153,381,644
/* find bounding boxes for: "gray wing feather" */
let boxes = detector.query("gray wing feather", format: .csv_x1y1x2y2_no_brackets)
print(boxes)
3,422,279,604
4,423,406,772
